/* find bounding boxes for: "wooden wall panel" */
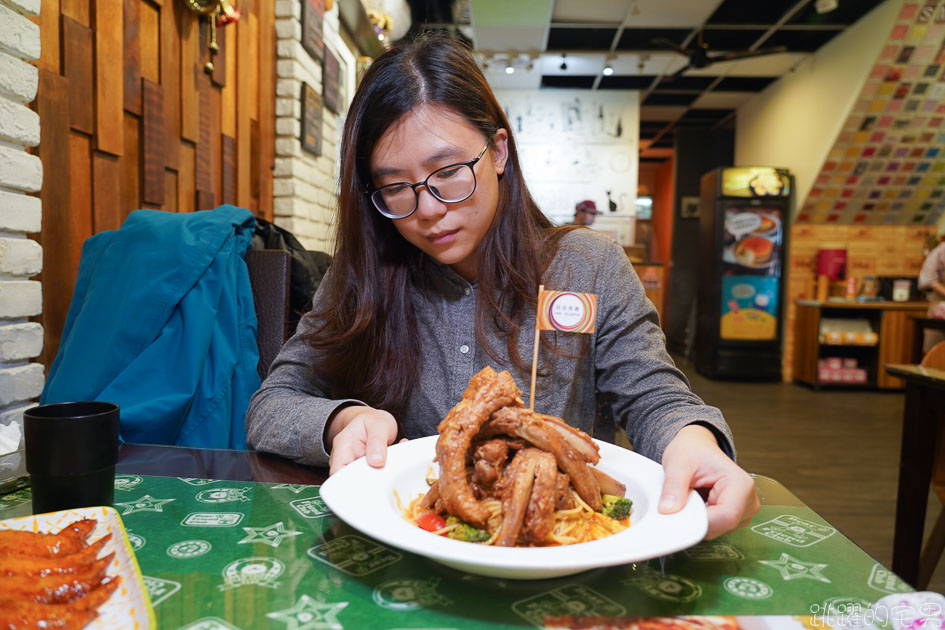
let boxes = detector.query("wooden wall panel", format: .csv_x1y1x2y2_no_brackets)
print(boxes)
60,0,90,26
94,0,123,154
179,9,199,143
122,0,141,115
61,16,94,134
36,0,277,366
37,70,71,365
140,3,160,83
142,79,165,205
93,152,121,232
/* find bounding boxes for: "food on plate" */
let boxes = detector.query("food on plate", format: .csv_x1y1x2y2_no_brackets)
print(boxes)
733,236,774,267
0,518,121,629
401,366,633,547
752,215,777,235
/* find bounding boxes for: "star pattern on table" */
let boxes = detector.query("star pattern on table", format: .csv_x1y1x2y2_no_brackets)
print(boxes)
238,521,303,548
759,552,831,583
270,484,313,494
114,494,176,515
265,594,348,630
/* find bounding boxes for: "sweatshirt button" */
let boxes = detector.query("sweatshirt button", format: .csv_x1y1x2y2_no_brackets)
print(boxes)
464,287,471,296
460,345,469,354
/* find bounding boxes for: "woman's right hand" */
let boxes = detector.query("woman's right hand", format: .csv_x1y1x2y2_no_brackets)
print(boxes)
326,405,401,475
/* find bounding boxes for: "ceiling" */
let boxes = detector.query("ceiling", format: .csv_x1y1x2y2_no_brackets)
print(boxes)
401,0,887,161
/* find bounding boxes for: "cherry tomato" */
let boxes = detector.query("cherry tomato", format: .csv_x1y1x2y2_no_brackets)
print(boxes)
417,512,447,532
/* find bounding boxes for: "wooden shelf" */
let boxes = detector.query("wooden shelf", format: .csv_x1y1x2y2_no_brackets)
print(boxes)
793,301,926,390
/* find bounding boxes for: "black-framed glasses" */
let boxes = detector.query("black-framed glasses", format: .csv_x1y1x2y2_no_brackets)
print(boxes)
367,144,489,219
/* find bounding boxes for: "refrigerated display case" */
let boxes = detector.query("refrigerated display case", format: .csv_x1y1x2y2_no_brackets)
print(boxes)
695,166,793,380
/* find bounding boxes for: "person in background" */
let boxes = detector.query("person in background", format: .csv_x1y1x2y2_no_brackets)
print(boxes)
246,34,758,540
571,199,598,226
919,233,945,353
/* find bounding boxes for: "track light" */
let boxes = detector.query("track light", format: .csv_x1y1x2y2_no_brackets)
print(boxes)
505,63,515,74
602,64,614,76
560,54,568,71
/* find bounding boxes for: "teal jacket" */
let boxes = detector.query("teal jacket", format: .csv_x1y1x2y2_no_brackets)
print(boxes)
42,206,261,449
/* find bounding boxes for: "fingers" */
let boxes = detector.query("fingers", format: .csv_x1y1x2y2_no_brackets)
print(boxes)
329,438,365,476
328,408,401,475
659,457,697,514
704,474,761,539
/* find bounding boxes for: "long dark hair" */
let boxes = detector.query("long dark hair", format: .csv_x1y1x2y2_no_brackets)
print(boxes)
305,34,575,416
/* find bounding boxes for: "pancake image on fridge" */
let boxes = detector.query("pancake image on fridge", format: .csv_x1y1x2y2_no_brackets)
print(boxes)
695,167,792,380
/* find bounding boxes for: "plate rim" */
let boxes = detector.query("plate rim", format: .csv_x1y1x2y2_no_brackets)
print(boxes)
320,435,707,577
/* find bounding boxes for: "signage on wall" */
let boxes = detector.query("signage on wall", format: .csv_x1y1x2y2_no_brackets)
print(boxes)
301,82,323,156
301,0,325,62
323,49,340,114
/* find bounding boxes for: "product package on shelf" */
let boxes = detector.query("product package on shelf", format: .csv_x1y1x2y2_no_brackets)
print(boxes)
818,318,878,346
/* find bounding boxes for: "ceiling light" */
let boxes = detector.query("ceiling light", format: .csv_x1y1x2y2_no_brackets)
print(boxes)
505,63,515,74
814,0,838,13
602,64,614,76
560,54,568,71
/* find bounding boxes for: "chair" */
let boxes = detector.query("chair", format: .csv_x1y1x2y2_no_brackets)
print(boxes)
245,250,292,380
916,339,945,588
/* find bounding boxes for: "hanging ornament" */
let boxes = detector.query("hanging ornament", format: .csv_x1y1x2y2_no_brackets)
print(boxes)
181,0,241,73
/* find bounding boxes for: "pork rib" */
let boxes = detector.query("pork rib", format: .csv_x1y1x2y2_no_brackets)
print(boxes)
523,451,558,544
494,448,542,546
435,366,523,527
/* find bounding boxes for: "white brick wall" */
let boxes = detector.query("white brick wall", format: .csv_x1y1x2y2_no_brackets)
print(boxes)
0,0,44,428
272,0,356,252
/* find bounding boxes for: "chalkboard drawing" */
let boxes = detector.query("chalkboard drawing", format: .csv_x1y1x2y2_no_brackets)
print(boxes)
562,98,583,133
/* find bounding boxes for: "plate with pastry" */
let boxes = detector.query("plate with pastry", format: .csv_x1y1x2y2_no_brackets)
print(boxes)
750,214,780,237
728,236,776,269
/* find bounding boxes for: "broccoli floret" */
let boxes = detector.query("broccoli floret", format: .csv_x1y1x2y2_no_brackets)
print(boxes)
601,493,633,520
445,516,491,543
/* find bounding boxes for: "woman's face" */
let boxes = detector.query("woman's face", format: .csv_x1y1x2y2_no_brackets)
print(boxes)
369,104,509,282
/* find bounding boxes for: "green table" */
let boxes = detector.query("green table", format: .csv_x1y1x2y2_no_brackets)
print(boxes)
0,474,912,629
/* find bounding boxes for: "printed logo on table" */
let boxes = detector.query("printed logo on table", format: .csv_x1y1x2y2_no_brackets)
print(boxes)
723,576,773,600
126,531,146,550
196,487,252,503
167,539,212,559
142,575,181,606
179,478,222,486
683,541,744,561
114,494,175,515
182,512,245,527
0,491,30,511
220,557,284,591
270,483,314,494
238,522,303,548
179,617,242,630
759,552,831,583
290,497,331,519
867,563,912,594
512,584,625,627
372,578,452,611
624,572,703,603
114,475,143,491
266,594,348,630
307,535,401,576
751,514,836,547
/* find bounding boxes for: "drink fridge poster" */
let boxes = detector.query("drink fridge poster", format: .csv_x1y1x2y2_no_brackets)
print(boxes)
720,276,779,340
721,207,783,277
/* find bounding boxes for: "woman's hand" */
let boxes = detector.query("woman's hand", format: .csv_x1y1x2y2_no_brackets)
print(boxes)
659,424,760,539
326,405,401,476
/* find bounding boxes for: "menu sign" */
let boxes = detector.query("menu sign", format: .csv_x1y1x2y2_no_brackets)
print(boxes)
300,82,322,156
323,48,340,114
721,167,791,198
301,0,324,62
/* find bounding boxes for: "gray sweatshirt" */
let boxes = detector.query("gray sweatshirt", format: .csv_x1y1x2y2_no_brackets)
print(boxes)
246,228,733,467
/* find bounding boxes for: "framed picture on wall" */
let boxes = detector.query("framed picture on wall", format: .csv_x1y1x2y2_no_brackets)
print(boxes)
323,48,340,114
680,196,701,219
301,0,325,62
301,82,323,156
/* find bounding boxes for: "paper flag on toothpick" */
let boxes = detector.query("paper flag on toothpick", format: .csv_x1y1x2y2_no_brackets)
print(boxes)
536,289,597,334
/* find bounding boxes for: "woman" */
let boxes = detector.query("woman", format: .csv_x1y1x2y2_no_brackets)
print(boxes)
246,35,758,539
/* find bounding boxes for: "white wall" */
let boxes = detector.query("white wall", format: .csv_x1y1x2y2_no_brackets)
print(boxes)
0,0,43,446
735,0,902,214
272,0,358,252
492,89,639,228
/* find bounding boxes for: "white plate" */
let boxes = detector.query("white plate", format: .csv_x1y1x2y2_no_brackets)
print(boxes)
0,505,156,629
320,435,707,579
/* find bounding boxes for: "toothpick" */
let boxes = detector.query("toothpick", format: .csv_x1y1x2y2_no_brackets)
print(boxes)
529,284,543,411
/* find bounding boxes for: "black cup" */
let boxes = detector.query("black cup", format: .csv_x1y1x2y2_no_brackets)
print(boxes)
24,401,120,514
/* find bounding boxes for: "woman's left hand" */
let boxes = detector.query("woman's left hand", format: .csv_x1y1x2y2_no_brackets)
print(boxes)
658,424,760,539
